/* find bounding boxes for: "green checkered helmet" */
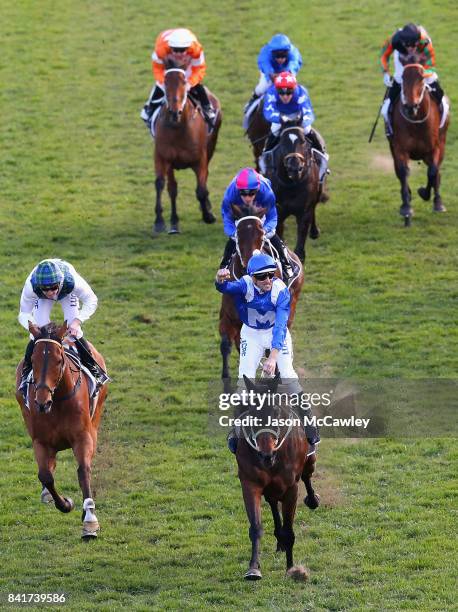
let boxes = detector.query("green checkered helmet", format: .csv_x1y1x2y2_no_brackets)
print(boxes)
32,260,64,290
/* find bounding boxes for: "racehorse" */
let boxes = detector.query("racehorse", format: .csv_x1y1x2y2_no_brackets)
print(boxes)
269,120,322,262
153,63,222,234
245,98,270,171
15,322,108,539
389,63,449,226
218,204,304,383
236,375,319,580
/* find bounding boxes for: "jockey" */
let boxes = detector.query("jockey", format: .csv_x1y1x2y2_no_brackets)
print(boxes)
18,259,109,397
220,167,294,280
244,33,302,113
140,28,216,131
380,23,448,135
260,72,329,180
215,252,320,454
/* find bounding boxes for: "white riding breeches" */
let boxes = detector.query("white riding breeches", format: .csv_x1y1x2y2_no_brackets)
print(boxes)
239,324,298,381
32,295,83,338
254,73,272,96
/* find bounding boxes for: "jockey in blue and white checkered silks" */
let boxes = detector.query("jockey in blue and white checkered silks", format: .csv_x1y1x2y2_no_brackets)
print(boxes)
244,33,302,113
219,168,294,279
18,259,108,395
215,252,320,453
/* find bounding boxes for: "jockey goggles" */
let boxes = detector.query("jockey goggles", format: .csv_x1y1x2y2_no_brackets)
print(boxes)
273,51,288,59
170,46,188,53
41,283,60,292
239,188,258,196
253,271,275,280
278,88,294,96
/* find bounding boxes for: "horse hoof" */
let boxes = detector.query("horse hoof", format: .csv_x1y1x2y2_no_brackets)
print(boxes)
309,226,320,240
40,488,53,504
82,521,100,539
203,212,216,224
168,226,180,234
417,187,430,201
58,497,75,513
153,222,167,234
244,568,262,580
286,565,310,581
433,203,446,213
304,493,320,510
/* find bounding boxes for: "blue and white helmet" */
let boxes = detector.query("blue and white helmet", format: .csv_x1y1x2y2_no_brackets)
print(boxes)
247,252,277,276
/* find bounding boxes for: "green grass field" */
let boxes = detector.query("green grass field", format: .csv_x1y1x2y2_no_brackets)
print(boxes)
1,1,457,610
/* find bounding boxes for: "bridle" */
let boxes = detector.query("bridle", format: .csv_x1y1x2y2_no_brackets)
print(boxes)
164,68,188,119
400,64,431,124
280,127,311,180
32,338,81,402
235,216,266,267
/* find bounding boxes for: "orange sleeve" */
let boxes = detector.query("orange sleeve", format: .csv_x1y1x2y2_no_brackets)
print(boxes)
151,30,171,84
380,35,394,73
187,40,206,86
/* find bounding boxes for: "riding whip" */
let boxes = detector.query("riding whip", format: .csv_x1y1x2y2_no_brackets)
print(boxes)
368,87,389,143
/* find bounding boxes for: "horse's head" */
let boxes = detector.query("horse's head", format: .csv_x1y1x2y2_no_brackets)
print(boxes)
163,66,188,123
28,321,67,414
243,374,283,468
401,64,427,118
279,125,312,182
233,206,267,268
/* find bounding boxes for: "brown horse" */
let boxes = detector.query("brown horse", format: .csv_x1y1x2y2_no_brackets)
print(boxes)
245,98,270,171
270,122,322,262
389,63,449,226
153,65,222,234
236,375,319,580
15,322,108,539
219,205,304,382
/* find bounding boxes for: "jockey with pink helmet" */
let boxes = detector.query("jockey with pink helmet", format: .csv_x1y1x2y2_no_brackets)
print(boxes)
219,168,294,280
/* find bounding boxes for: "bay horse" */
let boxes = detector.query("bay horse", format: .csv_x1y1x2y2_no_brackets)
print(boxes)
245,98,270,171
270,120,323,262
15,322,108,539
153,64,222,234
389,63,449,226
219,204,304,383
236,375,319,580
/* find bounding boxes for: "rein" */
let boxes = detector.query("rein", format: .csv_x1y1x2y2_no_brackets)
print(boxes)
33,338,81,402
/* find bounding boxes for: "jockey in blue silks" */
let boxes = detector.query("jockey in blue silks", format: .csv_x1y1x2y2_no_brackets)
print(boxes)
244,33,302,113
219,168,294,279
215,252,320,454
260,71,329,180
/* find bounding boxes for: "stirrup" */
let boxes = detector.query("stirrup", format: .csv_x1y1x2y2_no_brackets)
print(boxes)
227,432,238,454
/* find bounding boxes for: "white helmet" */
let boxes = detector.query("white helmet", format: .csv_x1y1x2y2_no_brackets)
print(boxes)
168,29,193,49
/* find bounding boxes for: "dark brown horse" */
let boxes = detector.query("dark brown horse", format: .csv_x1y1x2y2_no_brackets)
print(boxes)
270,122,322,262
236,375,319,580
245,98,270,171
15,322,108,539
153,65,222,234
219,205,304,382
389,63,449,226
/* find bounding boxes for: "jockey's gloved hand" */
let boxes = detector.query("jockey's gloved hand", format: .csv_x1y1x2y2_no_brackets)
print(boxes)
383,73,393,87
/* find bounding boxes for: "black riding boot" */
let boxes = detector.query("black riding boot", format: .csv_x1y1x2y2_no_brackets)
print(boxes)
244,91,261,113
389,81,401,104
191,83,216,128
260,131,279,175
428,80,444,105
302,407,321,451
269,233,294,281
19,339,35,397
141,85,164,125
220,238,237,269
75,337,109,389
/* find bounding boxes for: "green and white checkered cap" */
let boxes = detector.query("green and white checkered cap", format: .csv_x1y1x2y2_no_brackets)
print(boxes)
32,260,64,288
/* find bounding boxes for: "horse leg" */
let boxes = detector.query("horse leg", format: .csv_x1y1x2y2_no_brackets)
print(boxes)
41,454,57,504
424,160,446,213
301,453,320,509
394,157,413,222
73,435,100,539
194,162,216,224
294,213,308,263
276,215,285,240
153,155,167,234
33,441,74,513
167,167,180,233
220,333,232,383
266,497,285,552
281,484,307,579
309,207,320,240
241,481,263,580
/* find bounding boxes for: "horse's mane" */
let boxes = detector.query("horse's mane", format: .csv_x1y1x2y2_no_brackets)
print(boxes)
38,322,61,340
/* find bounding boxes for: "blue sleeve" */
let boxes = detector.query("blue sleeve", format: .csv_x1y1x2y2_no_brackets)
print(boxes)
285,46,302,75
298,87,315,127
260,184,277,234
271,288,290,350
215,277,247,295
263,89,280,123
257,44,273,76
221,184,237,237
